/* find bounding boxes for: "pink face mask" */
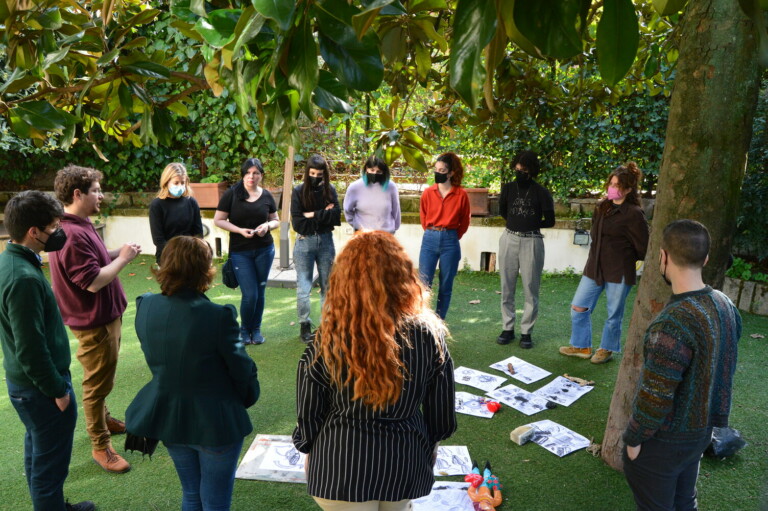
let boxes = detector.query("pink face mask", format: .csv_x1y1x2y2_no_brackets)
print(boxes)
607,185,624,201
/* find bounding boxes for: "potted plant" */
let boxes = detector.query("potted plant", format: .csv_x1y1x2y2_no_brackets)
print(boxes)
723,257,768,316
189,173,228,209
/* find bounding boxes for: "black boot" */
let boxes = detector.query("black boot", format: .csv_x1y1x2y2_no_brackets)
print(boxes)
497,329,515,345
519,333,533,349
66,501,95,511
300,322,314,343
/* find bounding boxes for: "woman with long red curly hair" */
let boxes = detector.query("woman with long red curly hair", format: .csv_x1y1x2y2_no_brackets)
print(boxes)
292,231,457,511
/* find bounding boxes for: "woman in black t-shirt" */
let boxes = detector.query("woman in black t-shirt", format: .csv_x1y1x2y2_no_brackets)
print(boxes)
214,158,279,345
148,162,203,264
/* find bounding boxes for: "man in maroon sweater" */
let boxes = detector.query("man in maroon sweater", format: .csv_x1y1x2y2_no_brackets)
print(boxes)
49,165,141,474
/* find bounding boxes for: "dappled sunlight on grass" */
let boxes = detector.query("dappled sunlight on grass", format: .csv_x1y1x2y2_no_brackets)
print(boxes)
0,256,764,510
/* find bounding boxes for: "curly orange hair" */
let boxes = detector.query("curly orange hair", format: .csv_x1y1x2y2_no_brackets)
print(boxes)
316,231,446,411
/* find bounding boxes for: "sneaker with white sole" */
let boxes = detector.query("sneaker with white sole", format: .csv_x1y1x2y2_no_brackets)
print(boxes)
559,346,593,359
590,348,613,364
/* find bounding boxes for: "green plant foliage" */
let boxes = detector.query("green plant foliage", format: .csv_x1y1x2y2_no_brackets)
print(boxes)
735,80,768,263
514,0,586,60
726,257,768,283
597,0,640,86
448,0,497,110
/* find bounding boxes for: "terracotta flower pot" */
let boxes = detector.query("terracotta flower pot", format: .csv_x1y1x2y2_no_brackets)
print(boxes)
465,188,489,216
189,182,228,209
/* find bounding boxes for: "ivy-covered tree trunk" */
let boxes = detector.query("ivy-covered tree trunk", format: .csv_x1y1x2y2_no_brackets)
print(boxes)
601,0,761,471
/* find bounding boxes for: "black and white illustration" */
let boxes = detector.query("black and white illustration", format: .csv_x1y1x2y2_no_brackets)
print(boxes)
235,434,307,483
413,481,473,511
486,383,549,416
453,366,507,392
489,355,551,385
433,445,472,476
533,376,594,407
527,419,590,457
455,391,496,418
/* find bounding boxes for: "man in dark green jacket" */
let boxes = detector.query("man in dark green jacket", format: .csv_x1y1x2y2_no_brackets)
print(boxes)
0,191,93,511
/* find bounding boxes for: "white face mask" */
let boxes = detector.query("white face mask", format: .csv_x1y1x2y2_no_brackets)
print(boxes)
169,184,186,198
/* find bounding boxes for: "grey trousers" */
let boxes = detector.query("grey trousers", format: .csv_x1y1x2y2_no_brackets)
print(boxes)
499,230,545,334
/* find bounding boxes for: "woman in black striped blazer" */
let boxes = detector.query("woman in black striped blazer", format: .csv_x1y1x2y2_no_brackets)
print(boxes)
293,231,457,511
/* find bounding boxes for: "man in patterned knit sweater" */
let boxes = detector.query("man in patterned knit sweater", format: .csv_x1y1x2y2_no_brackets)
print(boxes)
623,220,741,511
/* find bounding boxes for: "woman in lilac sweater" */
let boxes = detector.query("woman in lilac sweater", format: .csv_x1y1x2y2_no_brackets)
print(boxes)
343,156,401,233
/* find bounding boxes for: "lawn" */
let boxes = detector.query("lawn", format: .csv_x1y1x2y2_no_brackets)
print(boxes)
0,255,766,511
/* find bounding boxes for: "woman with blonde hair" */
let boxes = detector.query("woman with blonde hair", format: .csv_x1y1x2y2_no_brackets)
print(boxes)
127,236,259,511
293,231,456,511
148,162,203,264
559,162,649,364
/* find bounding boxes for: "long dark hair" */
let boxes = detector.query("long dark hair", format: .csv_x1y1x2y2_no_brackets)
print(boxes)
436,152,464,187
598,161,643,216
300,154,333,211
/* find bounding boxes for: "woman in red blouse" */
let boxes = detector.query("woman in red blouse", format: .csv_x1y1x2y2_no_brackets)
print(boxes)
418,152,471,319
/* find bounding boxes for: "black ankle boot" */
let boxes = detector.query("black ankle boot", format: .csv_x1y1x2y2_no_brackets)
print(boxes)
300,322,314,343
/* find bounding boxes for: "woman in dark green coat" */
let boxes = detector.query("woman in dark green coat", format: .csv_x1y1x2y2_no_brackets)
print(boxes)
126,236,259,511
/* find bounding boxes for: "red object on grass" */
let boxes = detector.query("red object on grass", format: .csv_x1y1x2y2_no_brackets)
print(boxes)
486,401,501,413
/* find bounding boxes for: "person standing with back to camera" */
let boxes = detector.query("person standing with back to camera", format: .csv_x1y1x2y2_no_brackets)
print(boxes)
559,162,649,364
497,150,555,349
418,152,471,320
293,231,456,511
623,220,740,511
127,236,260,511
214,158,279,345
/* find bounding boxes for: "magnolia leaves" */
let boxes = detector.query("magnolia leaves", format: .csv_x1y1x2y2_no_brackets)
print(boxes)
448,0,646,112
597,0,639,86
449,0,497,110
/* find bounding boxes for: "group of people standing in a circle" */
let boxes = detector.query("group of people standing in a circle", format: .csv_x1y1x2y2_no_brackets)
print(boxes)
149,150,649,358
142,151,649,511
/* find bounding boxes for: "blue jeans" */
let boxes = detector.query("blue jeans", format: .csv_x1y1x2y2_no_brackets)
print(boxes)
230,245,275,338
165,439,244,511
293,232,335,324
569,275,632,352
7,376,77,511
419,229,461,319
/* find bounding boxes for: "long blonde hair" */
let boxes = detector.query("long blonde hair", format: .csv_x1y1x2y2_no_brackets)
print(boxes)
157,162,193,199
315,231,446,411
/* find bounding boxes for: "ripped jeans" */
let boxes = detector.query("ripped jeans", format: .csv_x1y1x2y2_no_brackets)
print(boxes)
230,245,275,338
568,275,632,352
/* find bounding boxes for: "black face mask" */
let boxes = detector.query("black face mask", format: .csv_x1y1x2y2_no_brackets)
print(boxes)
659,252,672,287
434,172,449,184
37,228,67,252
515,170,531,182
309,176,323,188
367,173,384,185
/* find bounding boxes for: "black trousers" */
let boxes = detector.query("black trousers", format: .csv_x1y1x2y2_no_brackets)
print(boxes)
623,434,712,511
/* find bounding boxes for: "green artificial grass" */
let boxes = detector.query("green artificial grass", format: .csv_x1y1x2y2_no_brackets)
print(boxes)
0,255,766,510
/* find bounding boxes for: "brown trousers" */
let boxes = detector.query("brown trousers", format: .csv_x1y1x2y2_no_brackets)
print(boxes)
71,317,122,450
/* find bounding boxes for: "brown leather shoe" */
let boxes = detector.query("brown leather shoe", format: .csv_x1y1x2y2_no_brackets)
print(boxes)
106,414,126,435
93,446,131,473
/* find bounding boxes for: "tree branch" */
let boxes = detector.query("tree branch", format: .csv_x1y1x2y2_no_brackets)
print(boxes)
121,80,211,137
0,72,122,114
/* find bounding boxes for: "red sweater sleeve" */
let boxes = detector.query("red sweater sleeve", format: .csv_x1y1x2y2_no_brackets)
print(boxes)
457,189,470,239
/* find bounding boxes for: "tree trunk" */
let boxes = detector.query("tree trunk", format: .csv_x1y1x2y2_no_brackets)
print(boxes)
601,0,761,471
